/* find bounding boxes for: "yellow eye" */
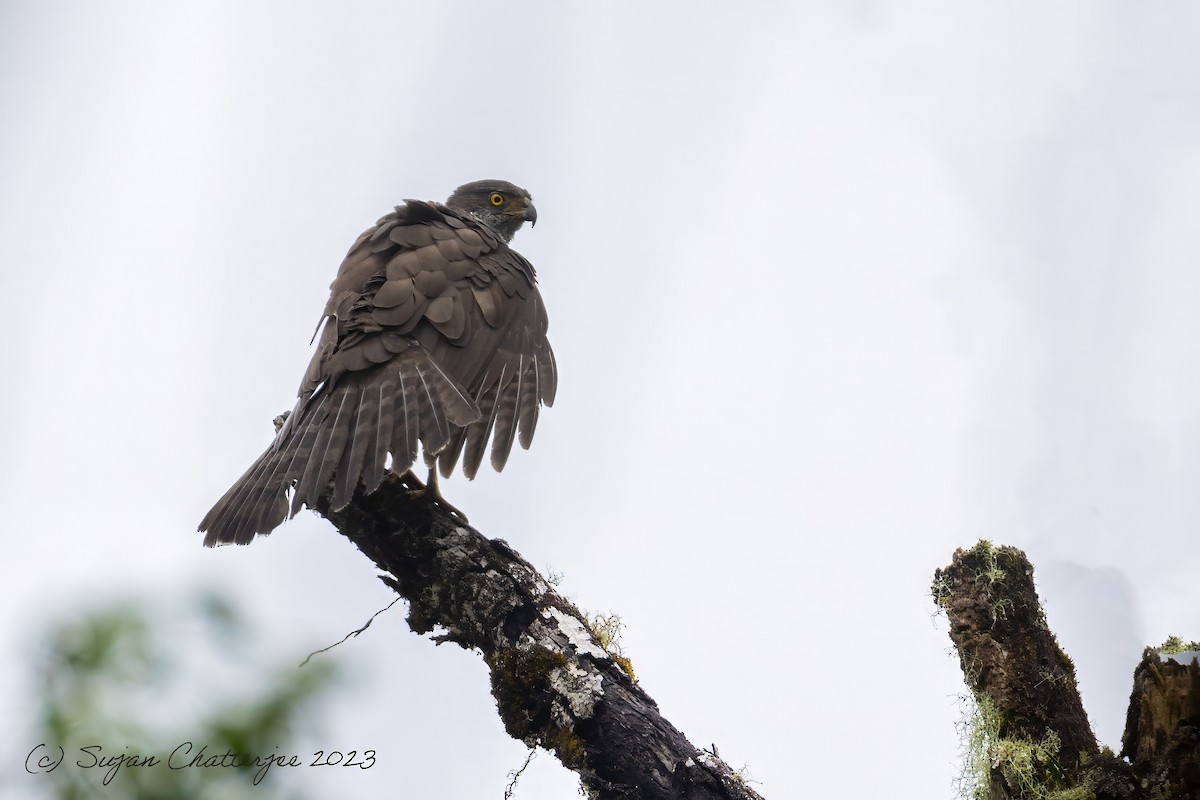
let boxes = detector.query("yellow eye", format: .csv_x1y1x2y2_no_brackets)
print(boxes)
489,192,505,206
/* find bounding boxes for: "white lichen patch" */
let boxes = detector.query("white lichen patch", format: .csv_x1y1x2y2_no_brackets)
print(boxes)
516,566,555,599
529,572,556,597
544,607,609,660
549,662,604,721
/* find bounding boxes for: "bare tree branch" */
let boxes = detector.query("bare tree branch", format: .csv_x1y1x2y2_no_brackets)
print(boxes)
315,473,765,800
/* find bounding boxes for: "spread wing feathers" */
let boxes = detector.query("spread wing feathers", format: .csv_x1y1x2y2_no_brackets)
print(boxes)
199,349,477,546
436,341,556,479
461,383,501,479
428,261,558,479
200,199,556,546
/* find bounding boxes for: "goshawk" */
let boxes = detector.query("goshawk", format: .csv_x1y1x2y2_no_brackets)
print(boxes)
199,180,556,546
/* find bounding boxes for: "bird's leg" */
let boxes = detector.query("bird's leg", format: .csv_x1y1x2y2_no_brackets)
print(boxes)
399,468,469,523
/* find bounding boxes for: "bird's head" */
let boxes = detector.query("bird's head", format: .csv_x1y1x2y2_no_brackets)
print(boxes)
445,179,537,243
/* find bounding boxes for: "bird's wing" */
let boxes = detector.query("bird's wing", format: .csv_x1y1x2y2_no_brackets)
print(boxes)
302,199,556,476
415,230,558,480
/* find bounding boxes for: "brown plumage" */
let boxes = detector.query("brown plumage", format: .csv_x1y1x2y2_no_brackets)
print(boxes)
199,180,556,546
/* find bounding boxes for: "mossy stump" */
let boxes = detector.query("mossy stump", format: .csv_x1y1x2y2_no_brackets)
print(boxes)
1121,646,1200,798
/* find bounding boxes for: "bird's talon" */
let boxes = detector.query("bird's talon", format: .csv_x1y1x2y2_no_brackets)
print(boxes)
438,500,469,524
398,470,427,493
401,469,469,523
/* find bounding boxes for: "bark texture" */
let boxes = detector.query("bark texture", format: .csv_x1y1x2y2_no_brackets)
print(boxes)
934,541,1200,800
1121,647,1200,798
316,473,764,800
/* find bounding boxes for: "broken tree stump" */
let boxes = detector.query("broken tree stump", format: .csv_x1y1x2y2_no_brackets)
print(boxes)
1121,642,1200,796
932,541,1200,800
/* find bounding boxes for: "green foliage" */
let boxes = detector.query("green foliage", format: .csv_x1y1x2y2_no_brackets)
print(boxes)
23,591,339,800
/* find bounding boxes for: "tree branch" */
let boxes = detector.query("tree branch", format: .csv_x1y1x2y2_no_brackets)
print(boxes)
315,473,764,800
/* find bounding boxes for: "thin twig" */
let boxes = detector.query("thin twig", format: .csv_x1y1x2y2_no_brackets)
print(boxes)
504,748,537,799
299,596,403,667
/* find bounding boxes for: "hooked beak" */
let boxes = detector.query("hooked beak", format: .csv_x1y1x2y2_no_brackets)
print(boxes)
523,203,538,227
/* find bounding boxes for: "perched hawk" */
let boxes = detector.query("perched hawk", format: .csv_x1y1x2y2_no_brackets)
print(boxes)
199,180,556,546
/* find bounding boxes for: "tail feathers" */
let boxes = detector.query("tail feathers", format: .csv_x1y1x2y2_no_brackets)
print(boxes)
291,383,358,516
359,379,394,499
332,381,380,510
198,350,479,547
393,369,421,472
198,445,285,547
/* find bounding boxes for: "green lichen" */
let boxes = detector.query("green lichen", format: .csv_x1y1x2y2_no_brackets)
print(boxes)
974,539,1006,586
958,539,1026,625
731,762,759,788
581,611,636,682
972,540,1019,624
994,729,1063,797
957,692,1001,799
957,693,1093,800
1036,667,1070,689
1158,634,1200,655
540,572,637,683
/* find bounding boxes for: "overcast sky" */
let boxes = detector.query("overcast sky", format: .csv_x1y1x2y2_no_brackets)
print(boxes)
3,3,1199,798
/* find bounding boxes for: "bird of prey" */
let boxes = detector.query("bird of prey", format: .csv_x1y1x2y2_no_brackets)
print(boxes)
199,180,556,547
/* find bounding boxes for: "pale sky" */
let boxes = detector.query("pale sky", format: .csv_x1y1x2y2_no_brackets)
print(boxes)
3,3,1199,798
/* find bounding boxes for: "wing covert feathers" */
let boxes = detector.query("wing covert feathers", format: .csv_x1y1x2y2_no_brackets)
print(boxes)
199,200,555,546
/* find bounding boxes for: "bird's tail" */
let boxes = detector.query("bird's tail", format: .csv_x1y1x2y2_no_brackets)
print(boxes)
199,350,478,546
